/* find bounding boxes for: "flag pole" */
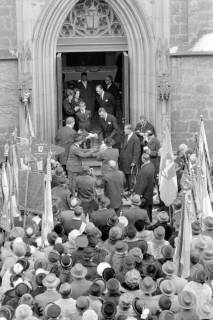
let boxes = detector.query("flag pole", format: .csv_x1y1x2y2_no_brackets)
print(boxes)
23,138,32,229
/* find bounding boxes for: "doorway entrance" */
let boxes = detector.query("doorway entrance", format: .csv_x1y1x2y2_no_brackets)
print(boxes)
56,51,129,130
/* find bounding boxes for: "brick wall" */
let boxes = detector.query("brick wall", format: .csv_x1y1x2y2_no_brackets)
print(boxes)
0,0,17,51
0,60,19,137
170,56,213,152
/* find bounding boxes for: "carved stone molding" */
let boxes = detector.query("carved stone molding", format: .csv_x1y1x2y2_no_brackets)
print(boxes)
157,73,171,102
59,0,125,37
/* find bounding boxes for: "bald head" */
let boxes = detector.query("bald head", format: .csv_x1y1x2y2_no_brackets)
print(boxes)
66,117,75,126
108,160,117,169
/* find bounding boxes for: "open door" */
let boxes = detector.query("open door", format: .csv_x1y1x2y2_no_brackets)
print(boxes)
56,53,63,128
122,51,130,124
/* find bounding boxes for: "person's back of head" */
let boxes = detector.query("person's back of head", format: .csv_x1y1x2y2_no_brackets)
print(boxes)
104,137,114,147
135,220,146,232
59,283,72,299
74,206,84,218
66,117,75,126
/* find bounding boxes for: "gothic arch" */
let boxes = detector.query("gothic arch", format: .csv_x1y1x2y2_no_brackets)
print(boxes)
32,0,155,141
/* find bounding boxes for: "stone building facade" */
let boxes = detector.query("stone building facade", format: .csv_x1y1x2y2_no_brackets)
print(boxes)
0,0,212,151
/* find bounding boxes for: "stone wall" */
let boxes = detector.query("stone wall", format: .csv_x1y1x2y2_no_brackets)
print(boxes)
170,56,213,151
0,60,19,138
170,0,188,47
0,0,17,51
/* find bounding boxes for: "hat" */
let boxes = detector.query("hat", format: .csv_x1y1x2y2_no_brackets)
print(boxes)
60,254,72,268
139,276,157,294
109,226,122,241
197,302,213,319
35,272,46,286
124,254,136,269
205,261,213,279
25,221,39,237
44,303,61,319
34,258,48,271
144,263,159,279
89,282,101,297
191,269,207,283
132,297,146,317
48,250,60,263
15,304,32,320
107,214,119,227
159,311,175,320
76,296,89,311
191,221,202,235
106,278,120,294
160,280,176,296
0,306,14,320
115,241,128,253
9,227,25,240
158,295,172,310
161,245,174,260
102,268,115,282
42,273,60,288
59,282,71,296
192,237,206,251
202,248,213,262
129,248,143,263
74,206,84,216
54,243,64,255
15,283,30,297
71,263,87,279
93,278,106,294
12,241,26,257
16,258,30,272
19,293,34,307
118,216,129,227
101,302,117,319
125,269,141,286
97,262,111,277
158,211,169,223
75,235,89,248
83,247,94,260
119,293,132,308
47,232,58,245
82,310,98,320
153,226,165,240
131,194,141,206
137,240,148,254
162,261,176,276
204,216,213,230
178,290,196,309
68,229,81,242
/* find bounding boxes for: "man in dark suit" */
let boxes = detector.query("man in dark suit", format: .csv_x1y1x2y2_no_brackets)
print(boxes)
96,84,116,115
146,130,161,176
104,75,120,116
134,153,155,222
75,100,91,132
77,72,96,115
96,137,119,175
119,124,141,191
98,108,120,147
55,117,77,172
103,160,126,215
135,116,156,153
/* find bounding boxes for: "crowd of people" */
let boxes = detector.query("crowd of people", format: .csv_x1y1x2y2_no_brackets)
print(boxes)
1,74,213,320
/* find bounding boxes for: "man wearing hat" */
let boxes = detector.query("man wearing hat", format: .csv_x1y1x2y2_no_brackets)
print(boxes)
75,166,99,215
134,153,155,222
122,195,150,225
116,293,135,318
135,277,159,316
104,279,121,306
61,206,87,235
70,263,92,299
34,273,61,311
71,235,89,265
55,283,76,317
159,279,179,313
87,282,103,316
147,211,174,241
176,290,199,320
66,135,95,193
162,261,187,294
147,226,169,259
81,247,98,281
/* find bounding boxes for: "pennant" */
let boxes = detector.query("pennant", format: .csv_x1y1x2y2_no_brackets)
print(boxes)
174,190,192,278
0,163,11,232
42,154,54,246
159,125,177,206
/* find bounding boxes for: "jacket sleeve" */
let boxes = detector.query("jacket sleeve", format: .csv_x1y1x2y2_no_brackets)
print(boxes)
110,116,119,138
134,169,148,195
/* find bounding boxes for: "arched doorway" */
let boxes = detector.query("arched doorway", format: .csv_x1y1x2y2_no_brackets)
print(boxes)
32,0,155,142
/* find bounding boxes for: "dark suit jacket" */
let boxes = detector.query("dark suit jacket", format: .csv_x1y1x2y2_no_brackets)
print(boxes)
119,133,141,174
134,162,155,204
103,169,126,209
96,147,119,175
55,126,76,165
76,110,91,131
105,83,120,100
99,114,120,145
148,136,161,175
77,81,96,113
97,91,116,115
